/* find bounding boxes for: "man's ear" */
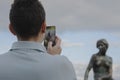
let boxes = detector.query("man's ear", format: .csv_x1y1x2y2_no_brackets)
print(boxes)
9,24,16,35
41,21,46,33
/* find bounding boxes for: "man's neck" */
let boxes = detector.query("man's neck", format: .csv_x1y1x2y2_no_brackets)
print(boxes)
17,33,44,43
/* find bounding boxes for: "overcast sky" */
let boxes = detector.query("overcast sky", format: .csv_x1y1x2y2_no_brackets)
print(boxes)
0,0,120,32
42,0,120,32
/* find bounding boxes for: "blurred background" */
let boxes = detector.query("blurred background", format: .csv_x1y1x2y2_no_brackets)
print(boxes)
0,0,120,80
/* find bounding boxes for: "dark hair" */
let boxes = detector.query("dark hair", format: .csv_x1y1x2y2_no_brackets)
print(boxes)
9,0,46,38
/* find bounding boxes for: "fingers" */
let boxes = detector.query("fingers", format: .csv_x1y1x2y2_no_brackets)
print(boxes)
55,36,61,47
47,36,62,55
47,41,52,50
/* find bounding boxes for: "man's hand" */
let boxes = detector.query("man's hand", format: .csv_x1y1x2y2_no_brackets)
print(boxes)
47,36,62,55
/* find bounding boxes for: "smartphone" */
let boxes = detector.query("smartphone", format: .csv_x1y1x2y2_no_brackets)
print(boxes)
44,26,56,49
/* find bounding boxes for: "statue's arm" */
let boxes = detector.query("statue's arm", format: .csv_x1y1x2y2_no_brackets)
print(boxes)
109,58,113,78
84,55,95,80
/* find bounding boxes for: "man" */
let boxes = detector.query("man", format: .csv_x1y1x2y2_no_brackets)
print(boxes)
84,39,113,80
0,0,77,80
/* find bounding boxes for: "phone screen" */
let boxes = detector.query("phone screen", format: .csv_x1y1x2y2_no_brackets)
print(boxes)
44,26,56,49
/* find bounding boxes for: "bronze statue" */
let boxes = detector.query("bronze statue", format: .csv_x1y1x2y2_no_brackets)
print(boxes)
84,39,113,80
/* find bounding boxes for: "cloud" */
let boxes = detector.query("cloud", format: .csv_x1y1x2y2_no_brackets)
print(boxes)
111,32,120,37
61,39,84,47
41,0,120,32
0,0,120,32
111,42,120,48
0,0,12,31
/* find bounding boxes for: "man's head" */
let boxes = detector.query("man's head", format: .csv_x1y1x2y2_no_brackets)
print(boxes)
9,0,46,40
96,39,109,55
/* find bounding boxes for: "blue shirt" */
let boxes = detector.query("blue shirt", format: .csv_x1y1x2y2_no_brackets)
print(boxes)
0,41,77,80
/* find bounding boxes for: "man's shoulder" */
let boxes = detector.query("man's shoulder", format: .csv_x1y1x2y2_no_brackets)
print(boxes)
0,52,13,67
50,55,73,67
0,52,10,59
51,55,71,63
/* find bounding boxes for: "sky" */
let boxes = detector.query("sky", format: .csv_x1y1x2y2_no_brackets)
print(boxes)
0,0,120,79
0,0,120,63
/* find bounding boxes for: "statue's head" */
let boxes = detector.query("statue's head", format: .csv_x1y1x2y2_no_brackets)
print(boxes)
96,39,109,55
